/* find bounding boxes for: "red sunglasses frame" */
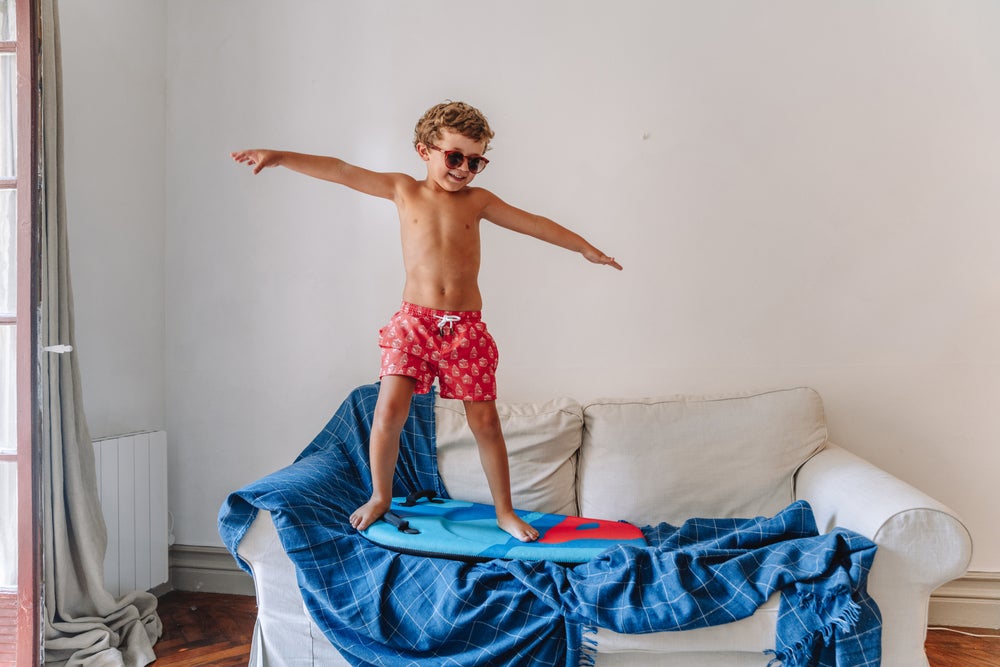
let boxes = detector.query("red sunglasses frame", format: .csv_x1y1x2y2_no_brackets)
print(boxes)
427,144,490,174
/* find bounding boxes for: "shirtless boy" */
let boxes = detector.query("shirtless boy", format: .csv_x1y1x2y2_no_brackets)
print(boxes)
232,101,621,542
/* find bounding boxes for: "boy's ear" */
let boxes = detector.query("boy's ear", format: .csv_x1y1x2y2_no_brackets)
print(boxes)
415,142,432,161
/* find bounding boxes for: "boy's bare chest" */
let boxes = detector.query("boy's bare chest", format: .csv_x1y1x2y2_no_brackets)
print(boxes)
397,190,482,237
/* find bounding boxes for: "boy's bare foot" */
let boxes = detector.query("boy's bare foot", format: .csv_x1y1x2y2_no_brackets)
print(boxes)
350,497,390,532
497,511,540,542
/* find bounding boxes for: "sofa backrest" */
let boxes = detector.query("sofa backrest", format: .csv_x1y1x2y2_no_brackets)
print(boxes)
435,397,583,516
578,387,828,527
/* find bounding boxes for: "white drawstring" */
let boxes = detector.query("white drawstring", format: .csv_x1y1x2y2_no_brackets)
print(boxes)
436,314,461,336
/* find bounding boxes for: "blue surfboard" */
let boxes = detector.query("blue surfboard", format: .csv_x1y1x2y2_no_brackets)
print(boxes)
360,490,647,564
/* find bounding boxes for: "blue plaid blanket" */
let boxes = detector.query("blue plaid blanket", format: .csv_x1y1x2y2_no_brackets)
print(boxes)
219,384,881,666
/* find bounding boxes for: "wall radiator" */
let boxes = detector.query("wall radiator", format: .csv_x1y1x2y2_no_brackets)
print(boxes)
93,431,169,597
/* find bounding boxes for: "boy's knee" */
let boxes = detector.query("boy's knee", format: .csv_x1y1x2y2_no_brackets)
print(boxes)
373,407,408,435
465,403,503,440
373,378,416,432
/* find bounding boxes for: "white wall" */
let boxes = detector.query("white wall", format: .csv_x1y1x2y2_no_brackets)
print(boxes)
63,1,1000,572
61,0,166,438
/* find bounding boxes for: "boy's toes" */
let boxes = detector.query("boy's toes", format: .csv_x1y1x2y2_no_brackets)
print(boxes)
350,499,390,532
513,529,535,542
498,514,539,542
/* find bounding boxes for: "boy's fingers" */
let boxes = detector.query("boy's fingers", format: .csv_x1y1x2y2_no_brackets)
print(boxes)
231,150,261,164
596,252,622,270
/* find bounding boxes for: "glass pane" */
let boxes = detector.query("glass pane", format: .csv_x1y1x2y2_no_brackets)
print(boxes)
0,460,15,588
0,0,14,42
0,52,14,179
0,189,13,315
0,325,13,456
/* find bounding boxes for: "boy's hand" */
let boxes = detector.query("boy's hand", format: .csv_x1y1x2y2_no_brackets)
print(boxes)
584,246,623,270
231,149,282,174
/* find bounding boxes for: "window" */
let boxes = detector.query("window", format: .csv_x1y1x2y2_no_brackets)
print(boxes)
0,0,39,665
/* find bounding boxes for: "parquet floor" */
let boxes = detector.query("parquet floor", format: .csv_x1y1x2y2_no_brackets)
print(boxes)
926,626,1000,667
152,592,255,666
151,591,1000,666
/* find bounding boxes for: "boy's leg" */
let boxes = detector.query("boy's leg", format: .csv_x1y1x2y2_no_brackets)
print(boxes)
349,375,417,532
463,401,539,542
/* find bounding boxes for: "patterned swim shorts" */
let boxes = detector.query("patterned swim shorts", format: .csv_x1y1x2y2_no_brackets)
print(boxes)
378,302,499,401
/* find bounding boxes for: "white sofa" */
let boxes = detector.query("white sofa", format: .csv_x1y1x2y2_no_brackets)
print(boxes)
236,387,972,666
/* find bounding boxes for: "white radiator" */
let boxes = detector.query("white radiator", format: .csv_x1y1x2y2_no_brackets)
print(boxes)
93,431,169,597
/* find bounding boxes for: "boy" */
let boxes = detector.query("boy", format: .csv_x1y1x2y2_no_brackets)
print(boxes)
232,101,621,542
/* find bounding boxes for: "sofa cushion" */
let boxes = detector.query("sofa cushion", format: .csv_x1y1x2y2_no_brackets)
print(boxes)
578,388,827,527
435,397,583,516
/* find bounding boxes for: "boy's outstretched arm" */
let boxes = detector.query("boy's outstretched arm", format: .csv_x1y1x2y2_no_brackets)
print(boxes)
231,149,405,200
482,193,623,270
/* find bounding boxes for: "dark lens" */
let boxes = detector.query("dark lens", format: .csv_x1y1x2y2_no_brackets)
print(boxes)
467,157,484,173
445,151,465,169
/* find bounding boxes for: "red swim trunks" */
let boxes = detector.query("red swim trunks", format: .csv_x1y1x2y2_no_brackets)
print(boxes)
378,302,499,401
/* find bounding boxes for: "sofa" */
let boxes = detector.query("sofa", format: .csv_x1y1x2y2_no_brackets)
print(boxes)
232,386,972,666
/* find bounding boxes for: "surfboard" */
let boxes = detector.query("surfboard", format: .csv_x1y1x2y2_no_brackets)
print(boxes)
360,490,647,564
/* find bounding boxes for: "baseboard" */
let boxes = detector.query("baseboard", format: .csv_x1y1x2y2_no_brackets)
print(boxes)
929,571,1000,629
169,544,255,596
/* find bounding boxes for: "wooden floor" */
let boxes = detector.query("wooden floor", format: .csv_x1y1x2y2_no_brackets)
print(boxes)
152,592,256,666
925,626,1000,667
151,591,1000,666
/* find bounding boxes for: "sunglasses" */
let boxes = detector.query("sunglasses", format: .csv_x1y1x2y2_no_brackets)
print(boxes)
427,144,490,174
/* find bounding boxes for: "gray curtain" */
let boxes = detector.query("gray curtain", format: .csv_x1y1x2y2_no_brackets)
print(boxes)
39,2,162,665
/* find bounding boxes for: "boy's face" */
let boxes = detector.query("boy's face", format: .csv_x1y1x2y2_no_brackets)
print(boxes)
417,129,488,192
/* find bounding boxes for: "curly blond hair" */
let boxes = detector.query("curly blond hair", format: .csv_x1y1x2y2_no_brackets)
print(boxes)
413,101,495,152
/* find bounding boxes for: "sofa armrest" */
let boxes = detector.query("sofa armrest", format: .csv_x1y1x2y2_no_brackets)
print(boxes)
794,443,972,667
794,443,972,579
236,511,351,667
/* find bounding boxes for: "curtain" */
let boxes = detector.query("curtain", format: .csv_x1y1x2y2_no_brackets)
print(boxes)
39,2,162,665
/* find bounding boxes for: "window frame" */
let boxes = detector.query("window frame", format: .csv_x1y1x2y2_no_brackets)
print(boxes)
0,0,40,665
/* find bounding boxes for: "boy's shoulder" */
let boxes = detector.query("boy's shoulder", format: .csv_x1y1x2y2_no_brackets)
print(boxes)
456,186,502,213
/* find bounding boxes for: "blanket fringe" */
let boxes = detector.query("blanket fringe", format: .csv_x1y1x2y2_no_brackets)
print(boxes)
578,625,598,667
767,588,863,667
